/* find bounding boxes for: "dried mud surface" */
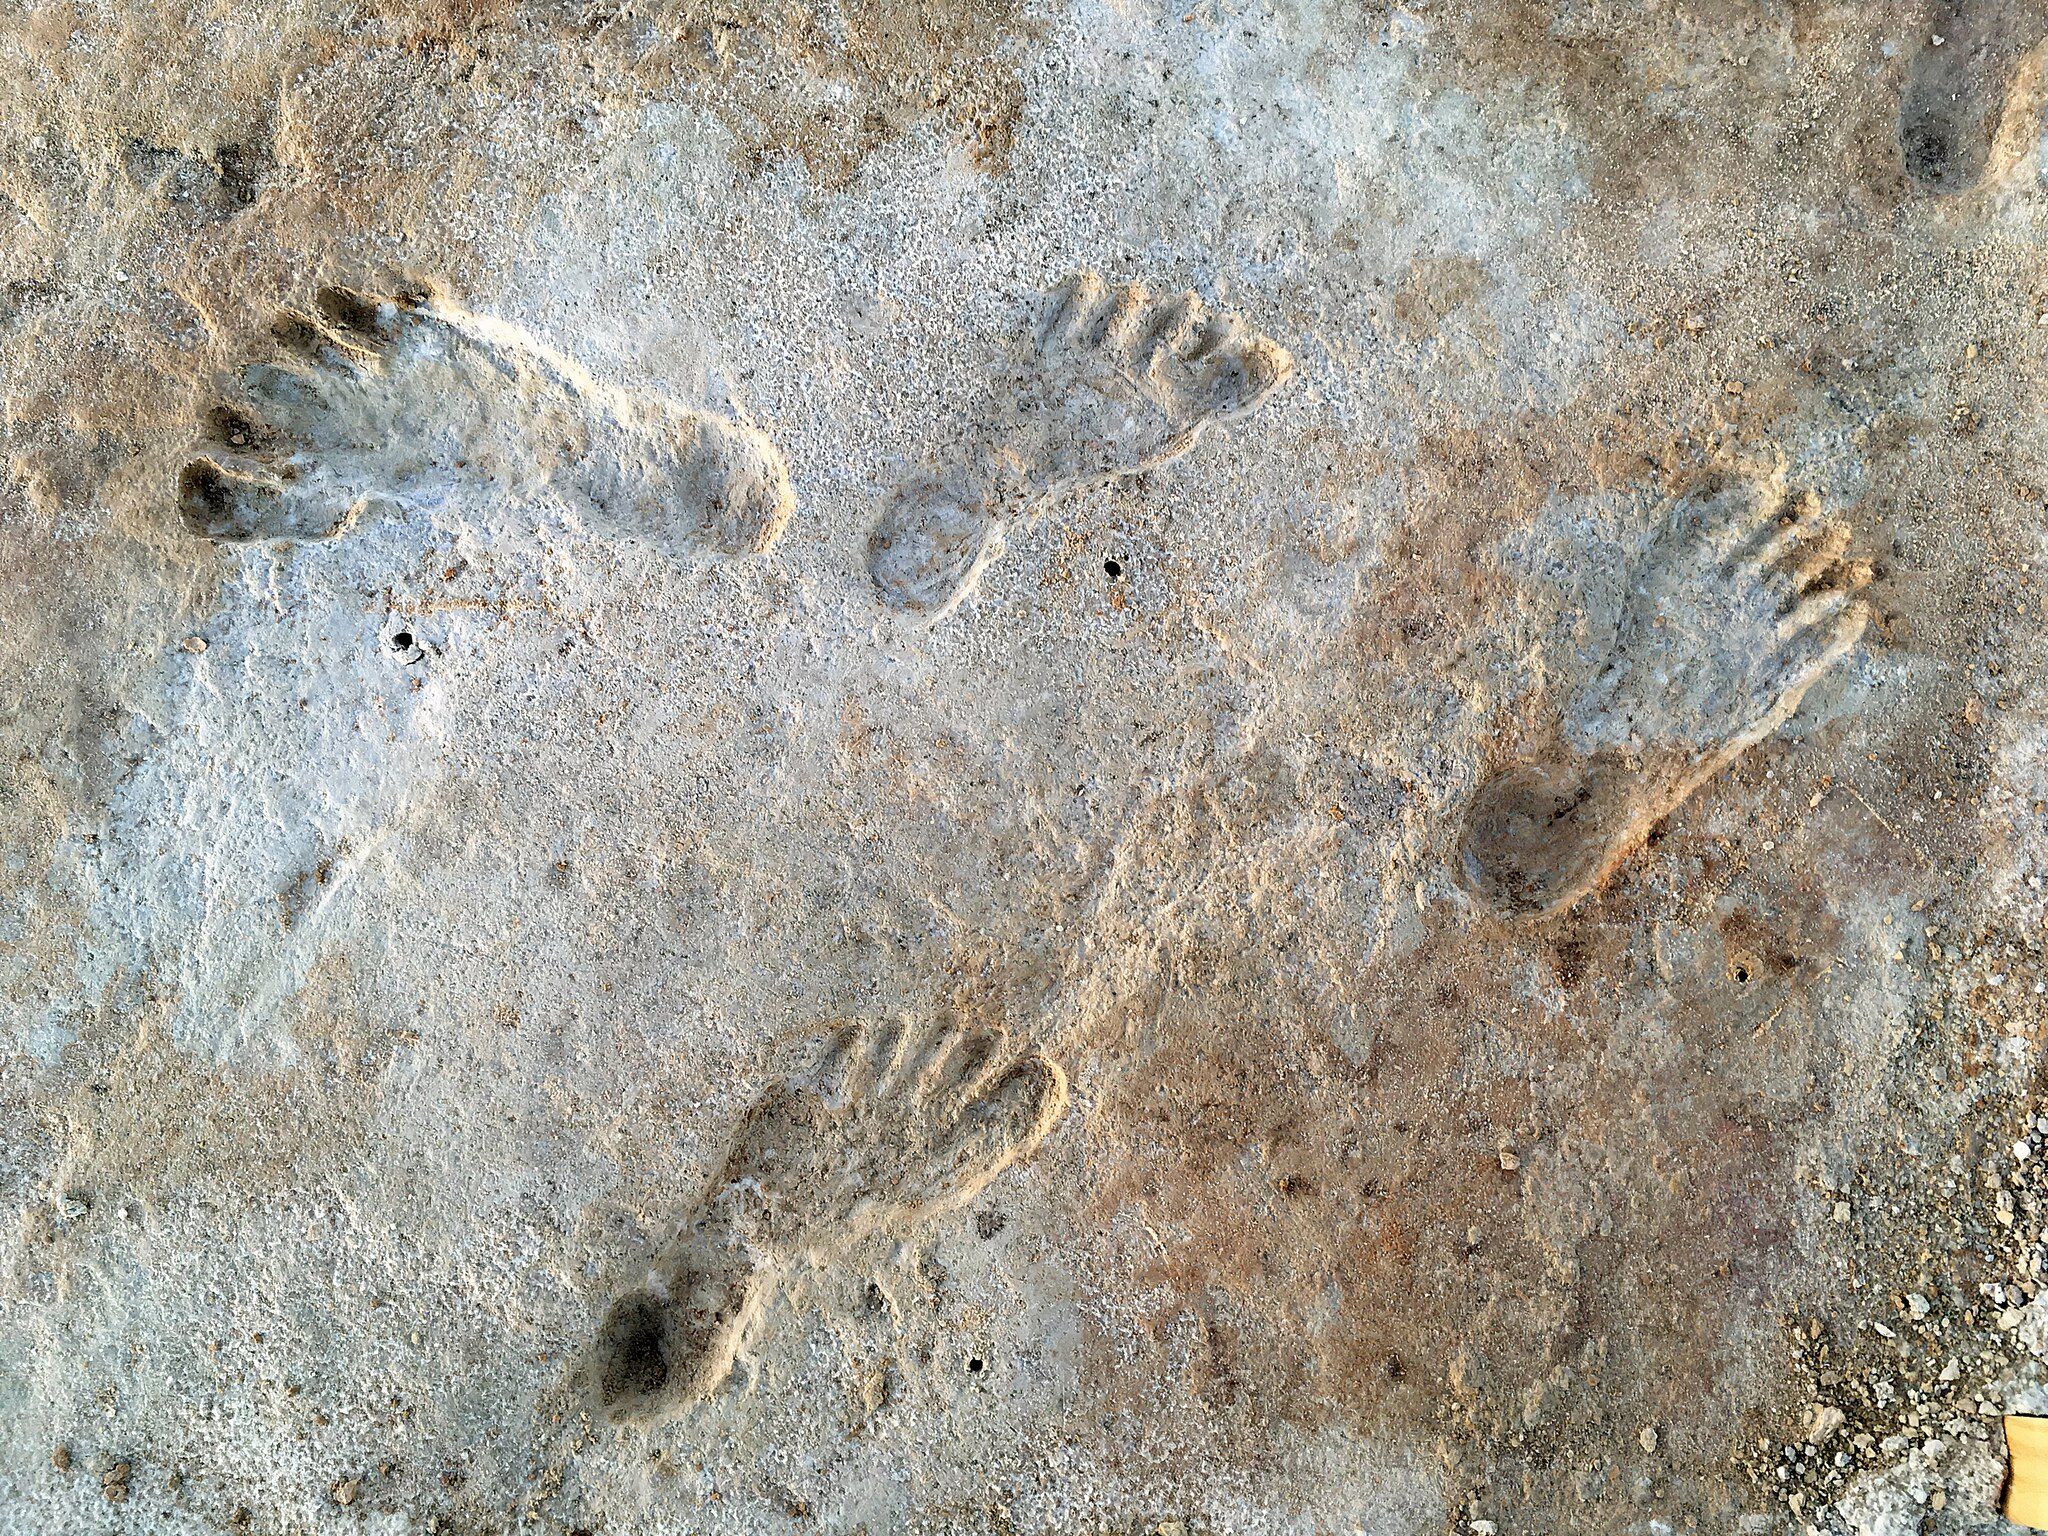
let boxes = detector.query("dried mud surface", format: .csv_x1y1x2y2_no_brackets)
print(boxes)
8,2,2048,1533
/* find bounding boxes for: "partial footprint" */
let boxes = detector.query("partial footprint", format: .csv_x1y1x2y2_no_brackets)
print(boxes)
585,1019,1067,1425
867,271,1294,619
1899,2,2047,194
178,285,794,557
1460,471,1873,917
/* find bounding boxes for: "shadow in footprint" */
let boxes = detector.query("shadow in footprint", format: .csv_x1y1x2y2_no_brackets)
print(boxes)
583,1019,1067,1426
591,1293,672,1408
1900,1,2047,194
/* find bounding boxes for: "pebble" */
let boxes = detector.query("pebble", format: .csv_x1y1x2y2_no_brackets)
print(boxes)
50,1446,70,1473
1806,1405,1846,1445
1640,1426,1659,1453
180,636,207,654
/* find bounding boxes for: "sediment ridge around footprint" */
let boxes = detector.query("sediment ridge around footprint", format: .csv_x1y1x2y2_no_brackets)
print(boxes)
1460,468,1874,918
585,1019,1067,1426
178,285,794,558
866,270,1294,619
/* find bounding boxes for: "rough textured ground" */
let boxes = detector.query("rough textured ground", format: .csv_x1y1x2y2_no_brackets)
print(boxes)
8,2,2048,1532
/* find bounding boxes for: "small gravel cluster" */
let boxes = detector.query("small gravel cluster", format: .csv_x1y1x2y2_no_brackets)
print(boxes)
1738,919,2048,1527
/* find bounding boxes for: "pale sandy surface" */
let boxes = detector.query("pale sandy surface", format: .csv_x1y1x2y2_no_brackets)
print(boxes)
6,2,2048,1532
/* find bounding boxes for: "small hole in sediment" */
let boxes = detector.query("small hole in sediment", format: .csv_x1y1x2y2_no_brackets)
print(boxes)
1104,559,1123,578
390,630,414,650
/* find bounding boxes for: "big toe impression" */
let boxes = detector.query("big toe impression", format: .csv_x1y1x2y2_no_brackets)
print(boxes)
935,1053,1068,1188
1200,331,1294,420
178,459,276,542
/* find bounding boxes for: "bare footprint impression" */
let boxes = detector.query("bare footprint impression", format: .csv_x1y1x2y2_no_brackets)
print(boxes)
867,270,1295,619
1899,0,2048,195
1460,471,1873,918
585,1019,1067,1425
179,286,793,556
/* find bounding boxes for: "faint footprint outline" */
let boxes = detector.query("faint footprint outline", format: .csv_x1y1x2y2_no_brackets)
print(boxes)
1898,2,2048,195
584,1018,1067,1425
1459,469,1874,918
867,270,1295,620
178,285,794,558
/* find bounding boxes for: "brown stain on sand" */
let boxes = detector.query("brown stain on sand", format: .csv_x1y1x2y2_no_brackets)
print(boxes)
1067,760,1891,1510
592,0,1035,186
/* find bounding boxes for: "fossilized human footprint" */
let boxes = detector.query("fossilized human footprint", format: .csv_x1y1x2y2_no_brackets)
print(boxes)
1898,0,2048,195
1460,473,1873,917
868,270,1294,619
178,286,794,556
585,1019,1067,1425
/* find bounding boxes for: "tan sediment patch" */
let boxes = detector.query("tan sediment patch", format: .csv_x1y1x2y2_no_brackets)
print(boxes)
581,0,1036,186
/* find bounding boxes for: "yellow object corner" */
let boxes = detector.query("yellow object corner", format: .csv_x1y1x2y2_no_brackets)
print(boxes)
2007,1416,2048,1529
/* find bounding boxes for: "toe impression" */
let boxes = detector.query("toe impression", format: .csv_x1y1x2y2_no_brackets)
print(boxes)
911,1049,1067,1220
